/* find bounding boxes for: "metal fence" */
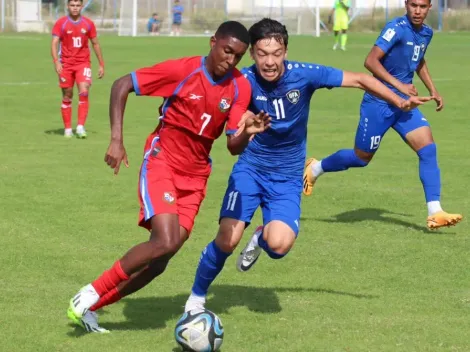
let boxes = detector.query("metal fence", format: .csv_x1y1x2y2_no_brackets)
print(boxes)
1,0,470,34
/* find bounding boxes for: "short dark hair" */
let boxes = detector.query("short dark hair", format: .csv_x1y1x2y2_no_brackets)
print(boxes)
152,13,158,16
68,0,83,3
249,18,288,48
215,21,250,46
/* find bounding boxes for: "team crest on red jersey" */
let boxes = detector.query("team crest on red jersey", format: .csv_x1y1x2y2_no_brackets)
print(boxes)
219,98,231,112
163,192,175,204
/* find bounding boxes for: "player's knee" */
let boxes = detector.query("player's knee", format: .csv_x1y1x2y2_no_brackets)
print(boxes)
265,233,295,257
149,232,182,257
215,218,245,252
63,90,73,100
354,149,373,165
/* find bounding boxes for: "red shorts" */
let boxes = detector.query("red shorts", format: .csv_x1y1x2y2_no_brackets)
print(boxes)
58,63,92,88
138,135,208,234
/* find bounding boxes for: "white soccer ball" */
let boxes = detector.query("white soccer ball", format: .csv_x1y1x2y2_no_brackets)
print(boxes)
174,308,224,352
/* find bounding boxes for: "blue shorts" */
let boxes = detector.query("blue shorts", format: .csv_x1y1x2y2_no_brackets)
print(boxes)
219,161,302,235
355,99,430,153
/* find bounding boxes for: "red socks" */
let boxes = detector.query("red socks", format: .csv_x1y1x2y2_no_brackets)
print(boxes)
78,92,89,126
91,261,129,297
90,287,122,311
61,99,72,129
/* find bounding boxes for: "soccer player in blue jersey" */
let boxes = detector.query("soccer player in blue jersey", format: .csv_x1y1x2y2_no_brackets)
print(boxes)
303,0,462,230
184,18,432,312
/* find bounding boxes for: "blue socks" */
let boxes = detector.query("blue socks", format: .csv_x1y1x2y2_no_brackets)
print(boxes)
417,143,441,202
321,149,368,172
191,241,231,297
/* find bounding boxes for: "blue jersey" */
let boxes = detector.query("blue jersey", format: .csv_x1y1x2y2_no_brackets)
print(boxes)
239,61,343,178
364,15,433,104
173,5,183,22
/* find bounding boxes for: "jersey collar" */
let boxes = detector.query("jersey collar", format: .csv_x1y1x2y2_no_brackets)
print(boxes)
201,56,233,86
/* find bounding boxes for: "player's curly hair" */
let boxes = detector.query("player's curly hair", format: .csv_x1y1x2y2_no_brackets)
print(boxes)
249,18,289,48
215,21,250,46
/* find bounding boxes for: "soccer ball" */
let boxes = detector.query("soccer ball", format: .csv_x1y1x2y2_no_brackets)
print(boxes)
174,308,224,352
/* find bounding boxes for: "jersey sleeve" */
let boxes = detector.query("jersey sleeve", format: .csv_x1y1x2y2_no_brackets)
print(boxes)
307,64,344,90
52,18,64,38
88,20,97,39
130,59,188,97
226,75,252,135
375,23,402,54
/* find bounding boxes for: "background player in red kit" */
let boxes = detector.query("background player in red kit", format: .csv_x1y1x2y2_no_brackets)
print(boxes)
67,21,271,333
51,0,105,138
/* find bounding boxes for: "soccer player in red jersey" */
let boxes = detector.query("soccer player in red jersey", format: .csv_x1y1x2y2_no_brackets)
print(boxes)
67,21,270,333
51,0,105,138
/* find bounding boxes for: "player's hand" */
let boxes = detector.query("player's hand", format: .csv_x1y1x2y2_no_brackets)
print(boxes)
98,65,105,79
104,140,129,175
399,83,418,96
399,96,433,112
243,110,271,135
55,62,63,75
431,91,444,111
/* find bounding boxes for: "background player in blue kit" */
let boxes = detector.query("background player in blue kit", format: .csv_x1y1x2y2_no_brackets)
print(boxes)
183,18,432,312
303,0,463,230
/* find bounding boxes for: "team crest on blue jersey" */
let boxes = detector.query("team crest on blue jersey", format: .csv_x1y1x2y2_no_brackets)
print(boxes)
286,89,300,104
420,43,426,53
219,98,231,112
163,192,175,204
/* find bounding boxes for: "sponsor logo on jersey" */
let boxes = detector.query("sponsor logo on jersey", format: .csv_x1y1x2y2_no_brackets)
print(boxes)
81,28,87,34
286,89,300,104
163,192,175,204
256,95,267,101
189,93,203,100
219,98,231,112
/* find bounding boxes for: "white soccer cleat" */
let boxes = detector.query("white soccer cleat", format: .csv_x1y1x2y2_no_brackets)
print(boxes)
64,128,74,138
75,125,87,139
184,293,206,312
81,311,110,333
333,43,339,50
236,226,263,272
68,284,100,319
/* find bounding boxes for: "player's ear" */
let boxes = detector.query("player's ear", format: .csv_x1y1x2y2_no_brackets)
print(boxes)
285,49,288,59
210,36,216,50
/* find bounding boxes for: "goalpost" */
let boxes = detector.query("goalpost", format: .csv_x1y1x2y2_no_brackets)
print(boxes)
118,0,323,37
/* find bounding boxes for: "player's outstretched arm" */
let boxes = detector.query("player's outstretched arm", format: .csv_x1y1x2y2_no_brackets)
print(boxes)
364,46,418,97
341,71,432,112
51,36,62,74
416,59,443,111
90,37,105,79
104,74,134,174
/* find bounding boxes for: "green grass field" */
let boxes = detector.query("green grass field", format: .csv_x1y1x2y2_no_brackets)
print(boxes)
1,32,470,351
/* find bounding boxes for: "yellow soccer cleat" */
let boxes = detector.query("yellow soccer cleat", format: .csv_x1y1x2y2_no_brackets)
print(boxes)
303,157,319,196
427,211,463,230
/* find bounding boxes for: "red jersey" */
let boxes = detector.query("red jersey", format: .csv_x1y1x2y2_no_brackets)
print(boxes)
132,56,251,176
52,16,97,66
